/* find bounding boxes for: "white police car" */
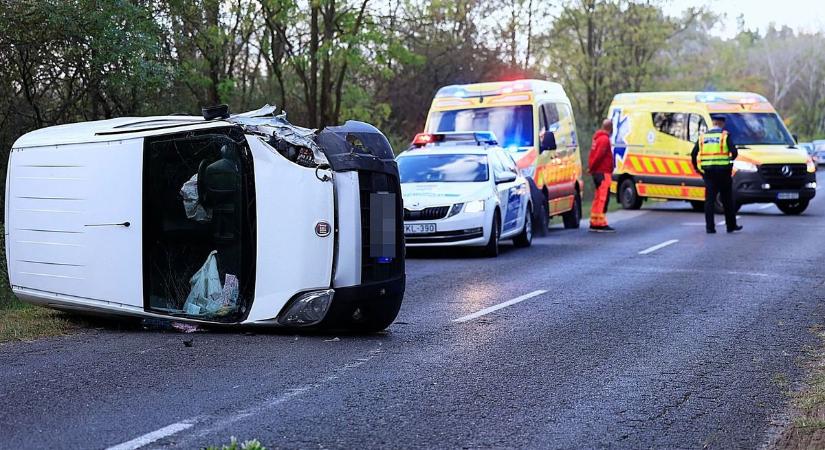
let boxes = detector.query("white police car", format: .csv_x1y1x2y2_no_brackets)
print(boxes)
397,132,532,257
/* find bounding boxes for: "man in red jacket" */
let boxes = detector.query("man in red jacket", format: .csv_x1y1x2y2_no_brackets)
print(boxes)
588,119,615,232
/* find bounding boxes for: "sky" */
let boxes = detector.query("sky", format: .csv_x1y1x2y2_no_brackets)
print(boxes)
663,0,825,38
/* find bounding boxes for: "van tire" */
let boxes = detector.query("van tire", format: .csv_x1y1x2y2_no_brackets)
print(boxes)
483,211,501,257
619,178,643,210
562,190,581,229
513,203,533,248
776,199,809,215
529,180,548,236
690,200,704,212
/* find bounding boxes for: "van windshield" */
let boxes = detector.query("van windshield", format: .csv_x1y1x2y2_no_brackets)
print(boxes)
717,113,794,146
427,105,534,148
398,154,488,183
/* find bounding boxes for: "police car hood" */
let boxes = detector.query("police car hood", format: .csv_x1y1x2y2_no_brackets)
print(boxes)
401,182,489,208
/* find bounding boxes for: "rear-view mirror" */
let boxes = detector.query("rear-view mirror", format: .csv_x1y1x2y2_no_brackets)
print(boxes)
540,131,557,153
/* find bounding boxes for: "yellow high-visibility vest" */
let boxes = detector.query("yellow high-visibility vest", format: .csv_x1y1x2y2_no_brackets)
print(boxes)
698,130,731,168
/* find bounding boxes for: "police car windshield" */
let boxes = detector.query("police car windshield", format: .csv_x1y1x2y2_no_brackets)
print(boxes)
718,113,794,146
427,105,534,148
398,154,489,183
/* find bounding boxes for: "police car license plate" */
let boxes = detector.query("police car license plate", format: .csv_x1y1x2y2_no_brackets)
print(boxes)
777,192,799,200
405,223,436,234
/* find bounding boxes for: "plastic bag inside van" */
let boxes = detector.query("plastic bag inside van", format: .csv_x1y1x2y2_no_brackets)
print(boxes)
183,251,225,315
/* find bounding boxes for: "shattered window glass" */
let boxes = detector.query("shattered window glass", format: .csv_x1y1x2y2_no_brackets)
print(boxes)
143,128,255,322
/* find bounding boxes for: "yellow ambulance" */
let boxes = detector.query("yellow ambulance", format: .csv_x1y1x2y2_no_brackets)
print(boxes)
609,92,817,214
422,80,584,229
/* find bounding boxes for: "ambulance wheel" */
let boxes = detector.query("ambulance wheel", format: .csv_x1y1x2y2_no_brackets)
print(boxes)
776,199,809,215
562,190,581,229
482,212,501,257
529,180,548,236
513,203,533,248
690,200,704,212
619,178,643,210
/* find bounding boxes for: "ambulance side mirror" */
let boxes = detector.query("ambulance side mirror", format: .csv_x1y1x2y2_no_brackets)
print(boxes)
792,134,799,144
540,132,557,153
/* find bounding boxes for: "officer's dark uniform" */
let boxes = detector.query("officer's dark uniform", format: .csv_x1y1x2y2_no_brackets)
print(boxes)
691,117,741,233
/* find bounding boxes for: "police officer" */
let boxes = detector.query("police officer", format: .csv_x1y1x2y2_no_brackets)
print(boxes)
691,114,743,234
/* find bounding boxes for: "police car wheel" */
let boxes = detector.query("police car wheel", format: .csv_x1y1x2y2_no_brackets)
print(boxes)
776,199,809,215
483,212,501,257
513,204,533,248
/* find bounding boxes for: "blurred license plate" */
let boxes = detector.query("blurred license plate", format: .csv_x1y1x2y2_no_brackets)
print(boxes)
404,223,436,234
777,192,799,200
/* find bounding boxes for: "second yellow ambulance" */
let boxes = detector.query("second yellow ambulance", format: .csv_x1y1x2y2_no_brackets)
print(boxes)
609,92,816,214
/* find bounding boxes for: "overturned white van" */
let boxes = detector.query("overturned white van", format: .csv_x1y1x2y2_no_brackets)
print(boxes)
5,106,405,331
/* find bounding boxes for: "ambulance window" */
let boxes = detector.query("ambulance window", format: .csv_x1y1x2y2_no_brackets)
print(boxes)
652,112,688,140
688,114,707,142
543,104,560,129
558,103,571,121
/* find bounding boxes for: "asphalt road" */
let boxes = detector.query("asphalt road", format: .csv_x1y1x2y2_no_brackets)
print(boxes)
2,183,825,449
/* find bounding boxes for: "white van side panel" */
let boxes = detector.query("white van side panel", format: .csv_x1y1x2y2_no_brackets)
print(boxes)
332,171,361,288
7,139,144,307
244,137,335,323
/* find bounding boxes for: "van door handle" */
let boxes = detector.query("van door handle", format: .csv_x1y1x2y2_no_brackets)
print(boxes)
85,222,131,227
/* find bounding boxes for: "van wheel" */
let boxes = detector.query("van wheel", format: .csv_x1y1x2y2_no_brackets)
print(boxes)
690,200,704,212
776,199,809,215
562,191,581,229
530,180,548,236
483,212,501,257
513,204,533,248
619,178,643,209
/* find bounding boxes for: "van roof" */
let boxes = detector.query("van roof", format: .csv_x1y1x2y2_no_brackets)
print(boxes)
435,79,568,101
612,91,769,106
13,115,234,149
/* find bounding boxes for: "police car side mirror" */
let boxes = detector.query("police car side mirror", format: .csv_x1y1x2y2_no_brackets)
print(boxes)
540,132,557,153
495,171,517,184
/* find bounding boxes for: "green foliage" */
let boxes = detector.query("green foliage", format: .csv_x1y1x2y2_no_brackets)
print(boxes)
204,437,267,450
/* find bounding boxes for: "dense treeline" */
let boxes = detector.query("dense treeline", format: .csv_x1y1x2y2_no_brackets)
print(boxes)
2,0,825,163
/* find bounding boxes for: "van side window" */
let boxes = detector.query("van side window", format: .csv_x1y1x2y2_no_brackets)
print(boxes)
688,114,707,142
543,104,560,130
652,112,688,140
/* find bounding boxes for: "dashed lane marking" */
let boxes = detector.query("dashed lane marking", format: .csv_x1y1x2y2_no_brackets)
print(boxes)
106,422,194,450
638,239,679,255
453,290,547,323
717,215,742,226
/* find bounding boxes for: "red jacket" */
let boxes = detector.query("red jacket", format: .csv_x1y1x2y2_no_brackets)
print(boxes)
588,129,614,174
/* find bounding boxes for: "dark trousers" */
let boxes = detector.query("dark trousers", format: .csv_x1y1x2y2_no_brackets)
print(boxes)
702,168,737,231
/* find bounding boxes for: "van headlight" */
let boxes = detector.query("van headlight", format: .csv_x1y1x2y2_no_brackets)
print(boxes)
733,160,758,172
463,200,486,213
807,159,816,173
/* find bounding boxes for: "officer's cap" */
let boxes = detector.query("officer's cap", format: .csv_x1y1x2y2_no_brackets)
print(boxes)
710,114,726,122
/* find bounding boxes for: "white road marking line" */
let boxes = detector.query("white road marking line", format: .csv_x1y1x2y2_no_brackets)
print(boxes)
106,422,194,450
758,203,774,210
145,346,384,448
717,215,741,226
638,239,679,255
453,290,547,323
681,222,705,226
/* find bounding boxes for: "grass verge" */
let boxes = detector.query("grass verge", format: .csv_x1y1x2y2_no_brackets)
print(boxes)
0,300,85,343
773,326,825,449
